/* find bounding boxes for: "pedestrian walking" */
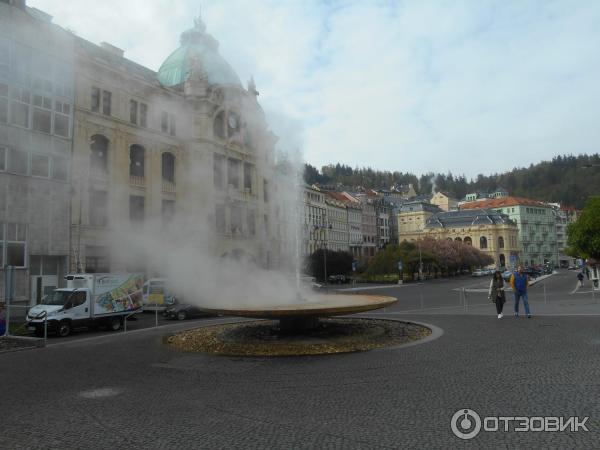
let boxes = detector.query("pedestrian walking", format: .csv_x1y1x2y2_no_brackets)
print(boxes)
488,270,506,319
510,265,532,318
577,272,584,287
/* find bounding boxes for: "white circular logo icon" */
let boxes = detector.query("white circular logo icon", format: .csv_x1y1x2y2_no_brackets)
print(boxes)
451,409,482,440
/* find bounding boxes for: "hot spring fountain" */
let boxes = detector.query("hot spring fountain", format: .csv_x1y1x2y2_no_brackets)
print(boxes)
196,293,397,332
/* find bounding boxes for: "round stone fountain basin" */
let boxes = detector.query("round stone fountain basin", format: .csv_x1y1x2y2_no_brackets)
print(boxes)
197,294,397,319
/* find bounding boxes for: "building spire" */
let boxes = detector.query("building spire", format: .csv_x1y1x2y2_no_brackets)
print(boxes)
194,4,206,33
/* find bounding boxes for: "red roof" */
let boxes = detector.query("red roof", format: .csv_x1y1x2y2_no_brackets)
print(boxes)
461,196,547,210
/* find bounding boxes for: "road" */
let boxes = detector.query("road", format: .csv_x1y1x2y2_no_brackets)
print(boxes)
336,269,600,316
2,270,600,449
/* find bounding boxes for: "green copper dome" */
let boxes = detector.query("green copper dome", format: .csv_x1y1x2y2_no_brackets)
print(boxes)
157,18,241,88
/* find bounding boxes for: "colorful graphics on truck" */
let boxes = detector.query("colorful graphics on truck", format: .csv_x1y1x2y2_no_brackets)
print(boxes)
94,274,144,315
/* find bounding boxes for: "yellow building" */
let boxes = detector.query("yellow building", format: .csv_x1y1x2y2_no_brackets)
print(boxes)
400,208,520,268
70,16,282,273
430,192,458,211
397,201,442,241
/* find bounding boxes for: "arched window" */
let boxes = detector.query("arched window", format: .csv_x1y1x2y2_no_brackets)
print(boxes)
480,236,488,249
90,134,108,173
498,236,505,249
162,152,175,183
464,237,472,246
454,237,462,242
499,254,506,267
213,111,225,139
129,145,145,177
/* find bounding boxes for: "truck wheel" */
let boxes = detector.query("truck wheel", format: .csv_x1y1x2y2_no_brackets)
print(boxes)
57,321,71,337
108,317,122,331
176,311,187,321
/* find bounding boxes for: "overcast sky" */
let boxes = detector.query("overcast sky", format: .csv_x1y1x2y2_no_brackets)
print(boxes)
29,0,600,179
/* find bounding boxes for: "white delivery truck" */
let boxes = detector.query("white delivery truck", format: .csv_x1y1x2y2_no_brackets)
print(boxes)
26,273,145,337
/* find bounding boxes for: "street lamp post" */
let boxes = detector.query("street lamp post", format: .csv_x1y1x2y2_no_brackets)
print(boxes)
323,241,327,288
314,221,331,287
418,239,423,281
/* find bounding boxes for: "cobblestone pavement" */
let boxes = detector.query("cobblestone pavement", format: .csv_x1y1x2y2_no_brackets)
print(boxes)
1,310,599,449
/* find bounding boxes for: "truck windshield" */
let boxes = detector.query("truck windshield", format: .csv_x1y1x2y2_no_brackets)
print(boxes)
42,291,72,306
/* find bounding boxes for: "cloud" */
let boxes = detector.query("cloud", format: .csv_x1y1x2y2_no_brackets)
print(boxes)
29,0,600,178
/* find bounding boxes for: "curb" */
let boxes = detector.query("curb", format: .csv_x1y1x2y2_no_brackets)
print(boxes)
0,335,45,355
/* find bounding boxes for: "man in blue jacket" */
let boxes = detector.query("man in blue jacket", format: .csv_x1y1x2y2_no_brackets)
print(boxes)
510,265,532,318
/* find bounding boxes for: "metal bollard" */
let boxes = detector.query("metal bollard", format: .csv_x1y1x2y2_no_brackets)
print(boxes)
43,312,48,346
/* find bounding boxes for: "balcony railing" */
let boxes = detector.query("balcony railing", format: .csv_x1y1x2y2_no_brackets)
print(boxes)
162,180,176,193
130,175,145,187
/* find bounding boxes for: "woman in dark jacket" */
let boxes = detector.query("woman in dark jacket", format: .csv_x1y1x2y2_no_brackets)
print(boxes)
488,270,506,319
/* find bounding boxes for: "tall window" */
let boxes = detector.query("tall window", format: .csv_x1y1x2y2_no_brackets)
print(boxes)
464,236,472,246
215,204,226,232
0,222,27,268
0,39,8,78
0,82,8,123
85,246,110,273
243,162,253,191
498,236,505,249
139,103,147,127
89,191,108,227
7,148,28,174
90,134,108,173
213,154,225,190
31,154,49,177
214,111,225,138
130,100,148,127
263,179,269,203
102,90,111,115
161,111,176,135
480,236,488,249
53,100,70,137
230,205,243,234
227,158,240,189
247,209,256,236
32,93,52,133
52,156,68,181
129,145,145,177
91,87,100,112
91,87,111,115
162,152,175,183
10,87,30,128
130,99,137,124
129,195,145,223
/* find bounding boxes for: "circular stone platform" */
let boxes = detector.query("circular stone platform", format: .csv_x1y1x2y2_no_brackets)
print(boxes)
166,318,432,356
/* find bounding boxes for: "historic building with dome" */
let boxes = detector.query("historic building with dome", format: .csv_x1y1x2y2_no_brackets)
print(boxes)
70,15,285,275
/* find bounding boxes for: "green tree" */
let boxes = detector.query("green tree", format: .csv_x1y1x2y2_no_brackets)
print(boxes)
305,249,353,282
566,197,600,259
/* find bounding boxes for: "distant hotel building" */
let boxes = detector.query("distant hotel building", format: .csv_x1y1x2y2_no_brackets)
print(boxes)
460,196,558,266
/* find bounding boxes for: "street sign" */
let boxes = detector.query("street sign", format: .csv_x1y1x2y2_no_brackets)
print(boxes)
509,254,517,264
397,261,403,271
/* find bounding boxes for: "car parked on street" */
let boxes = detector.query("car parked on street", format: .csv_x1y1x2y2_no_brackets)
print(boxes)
327,274,348,284
471,269,487,277
163,302,213,320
